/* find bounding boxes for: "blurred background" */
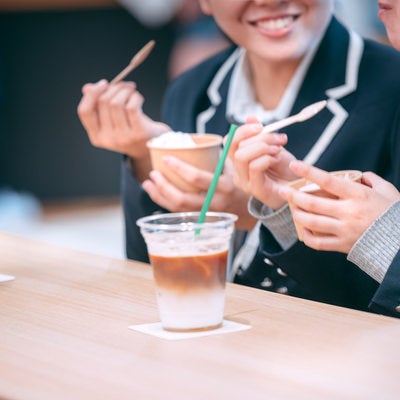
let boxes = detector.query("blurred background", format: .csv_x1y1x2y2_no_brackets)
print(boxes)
0,0,387,259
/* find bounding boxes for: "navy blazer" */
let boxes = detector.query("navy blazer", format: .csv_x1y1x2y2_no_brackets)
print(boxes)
122,18,400,316
371,251,400,317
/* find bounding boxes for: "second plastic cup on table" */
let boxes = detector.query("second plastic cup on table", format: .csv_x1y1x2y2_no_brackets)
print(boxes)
137,212,237,332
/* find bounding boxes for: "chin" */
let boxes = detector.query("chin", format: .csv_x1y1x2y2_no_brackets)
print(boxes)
388,33,400,51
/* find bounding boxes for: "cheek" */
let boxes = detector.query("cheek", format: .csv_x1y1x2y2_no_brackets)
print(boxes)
385,12,400,50
287,27,319,59
388,31,400,51
308,0,334,12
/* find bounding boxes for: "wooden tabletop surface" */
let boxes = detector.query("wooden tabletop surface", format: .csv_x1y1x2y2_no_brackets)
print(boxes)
1,232,399,400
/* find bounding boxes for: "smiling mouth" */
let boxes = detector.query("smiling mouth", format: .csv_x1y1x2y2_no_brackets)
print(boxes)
378,1,392,11
252,15,299,31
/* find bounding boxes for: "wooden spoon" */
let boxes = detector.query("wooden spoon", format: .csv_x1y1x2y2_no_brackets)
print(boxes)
261,100,327,133
110,40,155,84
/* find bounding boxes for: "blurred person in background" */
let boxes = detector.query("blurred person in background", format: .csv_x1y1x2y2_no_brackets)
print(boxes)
334,0,387,42
166,0,230,79
118,0,229,79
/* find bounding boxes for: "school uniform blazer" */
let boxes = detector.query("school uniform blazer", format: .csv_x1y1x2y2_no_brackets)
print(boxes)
122,17,400,315
369,251,400,318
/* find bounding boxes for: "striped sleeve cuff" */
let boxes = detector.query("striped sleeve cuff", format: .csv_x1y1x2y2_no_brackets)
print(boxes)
348,201,400,283
248,197,298,250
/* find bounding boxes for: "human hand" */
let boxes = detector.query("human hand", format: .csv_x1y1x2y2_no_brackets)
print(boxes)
228,117,297,210
142,156,257,231
279,160,400,254
77,79,170,159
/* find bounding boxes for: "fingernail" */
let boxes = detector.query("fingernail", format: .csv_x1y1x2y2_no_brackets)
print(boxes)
142,180,150,192
289,159,302,171
278,186,289,198
269,145,281,153
162,155,172,164
278,133,288,141
249,124,262,133
149,171,158,180
97,79,108,87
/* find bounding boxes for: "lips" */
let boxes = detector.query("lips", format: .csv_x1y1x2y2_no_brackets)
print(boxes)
378,1,393,20
378,1,392,11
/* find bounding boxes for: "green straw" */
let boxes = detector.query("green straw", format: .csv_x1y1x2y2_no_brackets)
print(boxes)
197,124,238,224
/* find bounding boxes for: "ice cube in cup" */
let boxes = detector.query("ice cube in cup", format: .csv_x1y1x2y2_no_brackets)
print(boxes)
287,170,362,241
136,211,237,332
146,132,223,192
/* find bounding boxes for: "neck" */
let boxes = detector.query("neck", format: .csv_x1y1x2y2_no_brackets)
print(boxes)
248,56,302,110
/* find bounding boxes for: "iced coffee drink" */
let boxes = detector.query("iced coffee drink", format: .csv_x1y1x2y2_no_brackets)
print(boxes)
137,212,237,332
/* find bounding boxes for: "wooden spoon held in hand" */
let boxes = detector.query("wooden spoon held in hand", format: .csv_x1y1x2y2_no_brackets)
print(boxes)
110,40,155,84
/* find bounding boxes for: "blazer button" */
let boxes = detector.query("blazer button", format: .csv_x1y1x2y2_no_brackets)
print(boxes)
277,268,287,277
260,277,273,288
276,286,288,295
263,258,274,266
395,305,400,313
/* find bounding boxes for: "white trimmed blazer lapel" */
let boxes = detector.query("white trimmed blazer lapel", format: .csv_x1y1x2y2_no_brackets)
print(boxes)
196,48,241,133
304,31,364,165
232,31,365,278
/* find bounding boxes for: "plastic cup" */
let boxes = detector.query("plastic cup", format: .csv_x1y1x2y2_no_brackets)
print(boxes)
147,133,222,192
287,170,362,241
137,212,237,332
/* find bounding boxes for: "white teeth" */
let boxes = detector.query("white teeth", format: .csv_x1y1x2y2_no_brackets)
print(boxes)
258,16,294,31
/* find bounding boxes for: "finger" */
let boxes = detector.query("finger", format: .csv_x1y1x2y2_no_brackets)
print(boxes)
248,153,279,177
290,204,339,234
247,156,277,194
142,172,180,210
362,171,389,190
109,83,136,132
97,83,127,132
77,79,108,134
125,91,145,126
301,229,344,252
142,178,175,211
142,177,172,210
245,115,260,124
225,115,260,147
143,171,204,211
229,123,263,158
242,131,288,148
288,160,361,199
279,185,340,218
231,142,260,186
363,171,400,200
162,156,213,192
81,79,107,95
233,140,278,179
82,82,97,95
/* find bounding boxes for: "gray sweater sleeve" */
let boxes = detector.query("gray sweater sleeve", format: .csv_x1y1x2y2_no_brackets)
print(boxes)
347,200,400,283
248,197,298,250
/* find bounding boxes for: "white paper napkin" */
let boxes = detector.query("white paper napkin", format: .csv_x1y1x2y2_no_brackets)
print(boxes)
129,319,251,340
0,274,15,283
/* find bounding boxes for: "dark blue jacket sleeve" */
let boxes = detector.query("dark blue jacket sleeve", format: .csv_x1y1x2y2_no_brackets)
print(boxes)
121,158,166,263
369,251,400,317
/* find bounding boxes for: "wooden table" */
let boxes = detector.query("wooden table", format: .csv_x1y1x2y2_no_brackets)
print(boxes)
1,233,399,400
